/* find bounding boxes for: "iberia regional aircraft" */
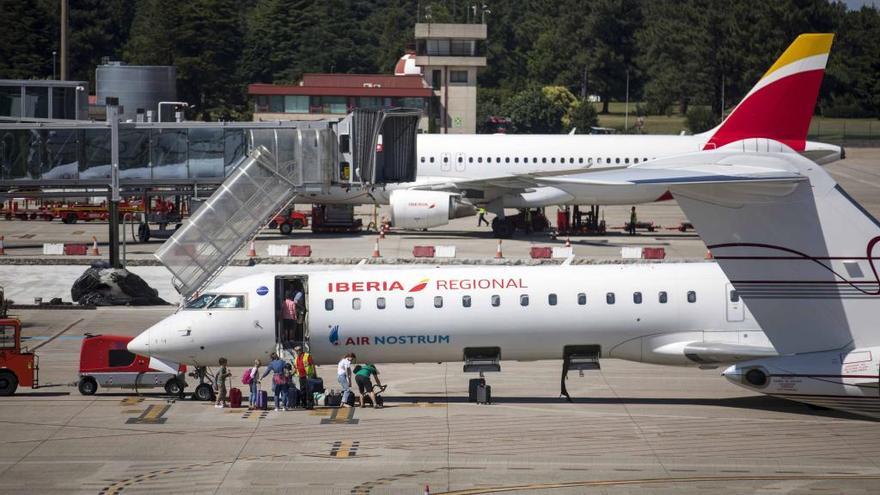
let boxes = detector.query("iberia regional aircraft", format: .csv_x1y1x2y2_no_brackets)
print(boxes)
129,262,775,400
299,34,840,237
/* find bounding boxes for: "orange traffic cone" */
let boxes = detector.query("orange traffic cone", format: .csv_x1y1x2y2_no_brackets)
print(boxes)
247,240,257,257
0,235,5,255
379,227,386,239
90,236,100,256
424,485,430,495
565,237,571,248
372,237,381,258
705,249,713,260
495,239,503,259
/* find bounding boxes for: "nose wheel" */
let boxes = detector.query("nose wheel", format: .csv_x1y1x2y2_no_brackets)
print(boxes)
188,366,216,401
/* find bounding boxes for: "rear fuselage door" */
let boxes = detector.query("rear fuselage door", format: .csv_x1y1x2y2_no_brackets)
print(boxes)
725,283,744,322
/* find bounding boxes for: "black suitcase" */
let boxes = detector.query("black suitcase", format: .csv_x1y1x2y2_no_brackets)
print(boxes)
362,394,384,407
286,386,299,408
468,378,485,402
476,384,491,404
325,391,341,407
344,392,356,407
308,377,325,394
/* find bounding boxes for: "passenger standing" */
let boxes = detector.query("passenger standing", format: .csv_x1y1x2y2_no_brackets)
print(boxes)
628,206,637,235
282,292,297,344
355,363,383,408
214,357,231,408
281,363,293,411
293,345,316,409
337,353,356,408
261,353,286,411
248,359,261,410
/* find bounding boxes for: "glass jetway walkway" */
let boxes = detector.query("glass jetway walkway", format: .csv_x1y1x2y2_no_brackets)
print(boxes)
154,109,420,300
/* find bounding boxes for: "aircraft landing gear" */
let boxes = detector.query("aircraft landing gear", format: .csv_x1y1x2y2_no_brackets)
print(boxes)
491,217,515,238
189,366,216,402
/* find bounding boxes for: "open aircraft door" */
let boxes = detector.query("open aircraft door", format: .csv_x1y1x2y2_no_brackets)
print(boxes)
275,275,309,350
725,284,744,322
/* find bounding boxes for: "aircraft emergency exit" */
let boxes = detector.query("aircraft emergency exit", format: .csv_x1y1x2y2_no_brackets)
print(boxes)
301,34,841,237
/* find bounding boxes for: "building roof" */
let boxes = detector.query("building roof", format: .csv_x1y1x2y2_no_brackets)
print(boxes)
249,74,433,98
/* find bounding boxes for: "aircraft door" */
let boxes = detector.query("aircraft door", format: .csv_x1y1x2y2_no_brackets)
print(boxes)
454,152,466,172
441,152,452,172
276,275,309,350
725,284,744,322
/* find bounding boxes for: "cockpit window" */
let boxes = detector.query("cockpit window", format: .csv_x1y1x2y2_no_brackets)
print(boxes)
185,293,217,309
208,294,245,309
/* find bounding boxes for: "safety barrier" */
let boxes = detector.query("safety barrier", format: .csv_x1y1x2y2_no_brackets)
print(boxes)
267,244,288,256
43,243,64,255
63,244,88,256
434,245,456,258
413,246,435,258
551,246,573,258
288,245,311,257
642,247,666,259
530,247,553,259
620,247,643,259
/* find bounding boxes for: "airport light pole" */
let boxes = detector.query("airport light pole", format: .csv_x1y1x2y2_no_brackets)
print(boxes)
624,69,630,132
107,97,121,269
52,51,57,79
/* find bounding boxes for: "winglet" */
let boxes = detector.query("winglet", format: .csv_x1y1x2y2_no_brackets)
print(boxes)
704,33,834,152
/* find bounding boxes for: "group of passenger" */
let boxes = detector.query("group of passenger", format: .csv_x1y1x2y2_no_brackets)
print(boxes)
213,348,383,411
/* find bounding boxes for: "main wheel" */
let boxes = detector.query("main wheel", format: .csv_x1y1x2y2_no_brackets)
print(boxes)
137,223,150,243
78,376,97,396
0,371,18,396
66,213,78,224
291,218,304,230
164,378,184,395
193,383,215,402
279,223,293,235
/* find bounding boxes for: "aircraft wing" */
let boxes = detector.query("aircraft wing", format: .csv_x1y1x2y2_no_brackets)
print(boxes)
410,166,628,192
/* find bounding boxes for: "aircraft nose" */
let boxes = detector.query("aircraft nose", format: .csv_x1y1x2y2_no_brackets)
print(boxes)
128,328,150,355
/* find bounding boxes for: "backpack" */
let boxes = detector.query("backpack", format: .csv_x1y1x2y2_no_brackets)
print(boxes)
241,369,253,385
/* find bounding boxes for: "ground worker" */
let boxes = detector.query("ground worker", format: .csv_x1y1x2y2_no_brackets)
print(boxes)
354,363,383,409
214,357,231,409
629,206,637,235
293,345,316,409
477,207,489,227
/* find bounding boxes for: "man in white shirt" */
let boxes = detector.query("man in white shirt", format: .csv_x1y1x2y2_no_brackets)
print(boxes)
337,353,356,407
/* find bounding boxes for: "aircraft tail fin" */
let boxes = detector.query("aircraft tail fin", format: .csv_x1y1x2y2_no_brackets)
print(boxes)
703,33,834,152
545,149,880,355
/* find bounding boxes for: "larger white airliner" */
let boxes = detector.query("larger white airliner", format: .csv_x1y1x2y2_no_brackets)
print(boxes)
300,34,840,237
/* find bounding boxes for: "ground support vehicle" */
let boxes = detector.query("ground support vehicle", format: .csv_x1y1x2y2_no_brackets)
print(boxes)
311,205,362,233
77,334,187,396
55,202,143,224
0,318,38,396
268,209,310,235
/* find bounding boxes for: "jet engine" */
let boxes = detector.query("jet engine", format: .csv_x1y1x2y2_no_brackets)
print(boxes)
390,190,475,230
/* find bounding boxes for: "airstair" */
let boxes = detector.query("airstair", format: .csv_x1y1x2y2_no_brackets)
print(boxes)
154,109,421,300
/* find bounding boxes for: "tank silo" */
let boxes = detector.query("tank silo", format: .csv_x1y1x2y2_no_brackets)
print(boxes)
96,62,177,121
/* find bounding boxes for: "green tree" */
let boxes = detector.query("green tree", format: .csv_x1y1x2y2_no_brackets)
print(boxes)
0,0,56,79
566,98,599,133
502,86,566,134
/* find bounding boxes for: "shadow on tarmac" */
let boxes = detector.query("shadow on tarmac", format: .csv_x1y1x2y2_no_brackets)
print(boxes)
384,394,873,421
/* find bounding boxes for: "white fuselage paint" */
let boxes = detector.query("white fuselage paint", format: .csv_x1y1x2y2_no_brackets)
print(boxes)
296,134,841,208
130,263,771,369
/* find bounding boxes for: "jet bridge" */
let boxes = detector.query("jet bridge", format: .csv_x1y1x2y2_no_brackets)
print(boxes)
154,109,420,300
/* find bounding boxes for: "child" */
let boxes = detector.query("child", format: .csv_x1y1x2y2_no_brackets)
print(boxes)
248,359,261,410
214,357,232,408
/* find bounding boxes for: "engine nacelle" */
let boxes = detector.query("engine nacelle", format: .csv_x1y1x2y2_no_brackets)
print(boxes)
390,190,474,230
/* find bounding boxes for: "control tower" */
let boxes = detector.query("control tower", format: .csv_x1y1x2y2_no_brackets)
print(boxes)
414,23,487,134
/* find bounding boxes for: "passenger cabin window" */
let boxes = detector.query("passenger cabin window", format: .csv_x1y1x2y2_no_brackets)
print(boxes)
478,157,483,163
325,298,334,311
659,291,668,304
185,293,217,309
491,295,501,307
429,157,435,163
434,296,443,308
520,294,529,306
377,297,386,309
730,290,739,302
633,292,642,304
577,293,587,305
687,291,697,303
606,292,616,305
405,296,414,309
468,157,474,163
209,295,245,309
443,156,448,163
505,157,510,163
548,293,557,306
352,298,362,310
462,295,472,308
108,349,136,367
457,156,463,163
420,157,425,163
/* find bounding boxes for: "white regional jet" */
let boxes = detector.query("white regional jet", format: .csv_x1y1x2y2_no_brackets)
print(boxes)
302,34,841,237
129,262,776,401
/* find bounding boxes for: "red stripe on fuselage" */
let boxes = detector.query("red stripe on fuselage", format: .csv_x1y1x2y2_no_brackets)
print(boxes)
705,70,825,152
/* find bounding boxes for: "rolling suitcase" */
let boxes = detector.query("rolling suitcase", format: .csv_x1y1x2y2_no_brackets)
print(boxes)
308,377,325,394
476,384,491,404
362,395,384,407
325,391,342,407
255,390,269,410
286,386,299,409
229,387,242,408
468,378,485,402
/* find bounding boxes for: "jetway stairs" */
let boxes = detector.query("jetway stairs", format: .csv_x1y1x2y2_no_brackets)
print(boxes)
154,109,421,300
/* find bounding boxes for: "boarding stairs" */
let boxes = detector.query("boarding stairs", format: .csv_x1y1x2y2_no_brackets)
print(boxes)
154,109,421,301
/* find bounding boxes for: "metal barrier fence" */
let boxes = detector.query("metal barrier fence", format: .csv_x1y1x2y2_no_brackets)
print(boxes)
807,119,879,145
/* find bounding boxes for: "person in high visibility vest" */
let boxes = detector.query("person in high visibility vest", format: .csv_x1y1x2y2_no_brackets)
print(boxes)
293,345,316,409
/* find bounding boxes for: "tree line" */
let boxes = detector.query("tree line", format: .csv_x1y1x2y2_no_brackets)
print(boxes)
1,0,877,128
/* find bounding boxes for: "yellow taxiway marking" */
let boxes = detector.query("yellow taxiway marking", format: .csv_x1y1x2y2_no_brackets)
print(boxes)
119,397,144,407
330,440,359,458
125,404,170,424
321,406,358,424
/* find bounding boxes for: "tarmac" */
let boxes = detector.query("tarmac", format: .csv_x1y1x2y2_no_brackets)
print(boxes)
1,148,880,494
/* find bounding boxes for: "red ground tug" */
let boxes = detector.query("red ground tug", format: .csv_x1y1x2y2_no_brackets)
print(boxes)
268,209,310,235
77,334,187,396
0,318,38,396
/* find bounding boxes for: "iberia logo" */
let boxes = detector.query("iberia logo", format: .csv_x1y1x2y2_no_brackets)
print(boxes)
329,325,339,346
409,278,430,292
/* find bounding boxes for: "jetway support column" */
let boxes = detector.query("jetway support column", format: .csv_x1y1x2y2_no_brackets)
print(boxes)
107,98,121,269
